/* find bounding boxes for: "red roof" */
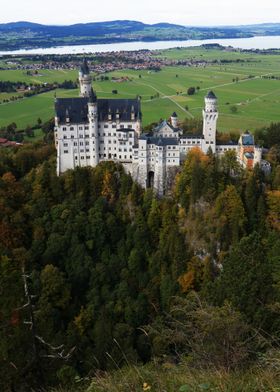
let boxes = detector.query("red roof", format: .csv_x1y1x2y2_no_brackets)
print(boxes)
0,138,8,143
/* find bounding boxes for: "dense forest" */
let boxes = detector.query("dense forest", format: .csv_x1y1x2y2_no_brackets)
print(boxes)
0,124,280,391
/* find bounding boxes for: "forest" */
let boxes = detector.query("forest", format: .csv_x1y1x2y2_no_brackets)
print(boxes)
0,124,280,391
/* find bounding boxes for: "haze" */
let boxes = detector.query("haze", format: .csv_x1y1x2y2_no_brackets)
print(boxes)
1,0,280,26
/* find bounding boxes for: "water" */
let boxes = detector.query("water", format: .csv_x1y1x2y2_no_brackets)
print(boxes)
1,35,280,55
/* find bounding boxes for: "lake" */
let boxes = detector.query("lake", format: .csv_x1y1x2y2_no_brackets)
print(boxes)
1,35,280,55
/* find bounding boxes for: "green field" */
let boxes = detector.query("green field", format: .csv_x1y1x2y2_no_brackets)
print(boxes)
1,48,280,132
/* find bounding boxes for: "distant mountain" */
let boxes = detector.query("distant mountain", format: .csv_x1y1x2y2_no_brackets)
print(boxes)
1,20,280,51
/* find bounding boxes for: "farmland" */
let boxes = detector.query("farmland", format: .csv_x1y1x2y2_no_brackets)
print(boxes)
1,47,280,132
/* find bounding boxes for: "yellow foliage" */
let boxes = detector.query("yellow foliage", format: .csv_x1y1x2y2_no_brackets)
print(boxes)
178,270,195,293
101,170,114,201
74,306,92,336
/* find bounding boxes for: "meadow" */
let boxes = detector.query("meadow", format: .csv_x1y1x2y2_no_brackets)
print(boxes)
1,47,280,132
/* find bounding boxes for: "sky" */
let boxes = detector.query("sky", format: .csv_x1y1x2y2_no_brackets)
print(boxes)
1,0,280,26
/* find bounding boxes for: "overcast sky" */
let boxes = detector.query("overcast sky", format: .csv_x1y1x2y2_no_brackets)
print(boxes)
2,0,280,26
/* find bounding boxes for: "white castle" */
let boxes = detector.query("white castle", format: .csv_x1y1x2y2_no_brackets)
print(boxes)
55,59,263,195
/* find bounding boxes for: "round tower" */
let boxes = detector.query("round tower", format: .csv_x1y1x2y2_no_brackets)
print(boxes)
79,58,92,97
170,112,178,128
202,90,218,153
87,89,99,166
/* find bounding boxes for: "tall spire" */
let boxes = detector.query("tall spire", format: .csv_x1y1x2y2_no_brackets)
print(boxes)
80,58,90,75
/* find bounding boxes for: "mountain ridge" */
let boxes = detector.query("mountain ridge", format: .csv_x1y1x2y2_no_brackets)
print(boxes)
1,20,280,51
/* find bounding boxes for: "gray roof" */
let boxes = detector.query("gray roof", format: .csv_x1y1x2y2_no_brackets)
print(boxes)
206,90,217,99
140,134,179,146
154,120,180,133
180,134,204,139
98,98,141,122
216,140,238,146
241,132,254,146
55,98,89,123
55,97,141,124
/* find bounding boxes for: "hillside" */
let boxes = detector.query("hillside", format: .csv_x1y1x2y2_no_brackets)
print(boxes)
0,128,280,390
0,20,265,51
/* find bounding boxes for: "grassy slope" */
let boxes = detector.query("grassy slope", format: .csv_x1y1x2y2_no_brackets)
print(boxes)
1,48,280,131
51,362,280,392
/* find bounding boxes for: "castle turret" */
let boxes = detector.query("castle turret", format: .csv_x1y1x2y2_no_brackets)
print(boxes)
202,91,218,153
170,112,178,128
79,58,92,97
88,89,99,166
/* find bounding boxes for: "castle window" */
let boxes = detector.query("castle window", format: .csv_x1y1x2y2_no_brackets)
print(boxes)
75,156,78,160
71,135,74,139
130,155,132,159
63,136,67,139
128,125,132,128
63,143,68,147
79,126,83,130
86,149,89,152
63,127,66,131
63,150,68,154
112,125,116,129
85,126,89,130
79,135,83,138
70,127,74,131
85,134,89,138
81,156,84,160
74,142,77,146
80,149,84,152
86,141,89,145
104,125,108,129
80,142,83,146
86,156,90,159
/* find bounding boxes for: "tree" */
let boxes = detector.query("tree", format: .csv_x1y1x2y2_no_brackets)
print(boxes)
266,190,280,232
187,87,196,95
209,233,274,327
215,185,246,247
230,105,238,114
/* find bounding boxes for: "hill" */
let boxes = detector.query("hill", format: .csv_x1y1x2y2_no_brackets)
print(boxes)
0,20,259,51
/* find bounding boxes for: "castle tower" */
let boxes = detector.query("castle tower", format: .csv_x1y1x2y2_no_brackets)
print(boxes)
202,91,218,153
87,89,99,166
170,112,178,128
79,58,92,97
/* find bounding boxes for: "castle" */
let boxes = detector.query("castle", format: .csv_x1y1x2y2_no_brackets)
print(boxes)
55,59,263,195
